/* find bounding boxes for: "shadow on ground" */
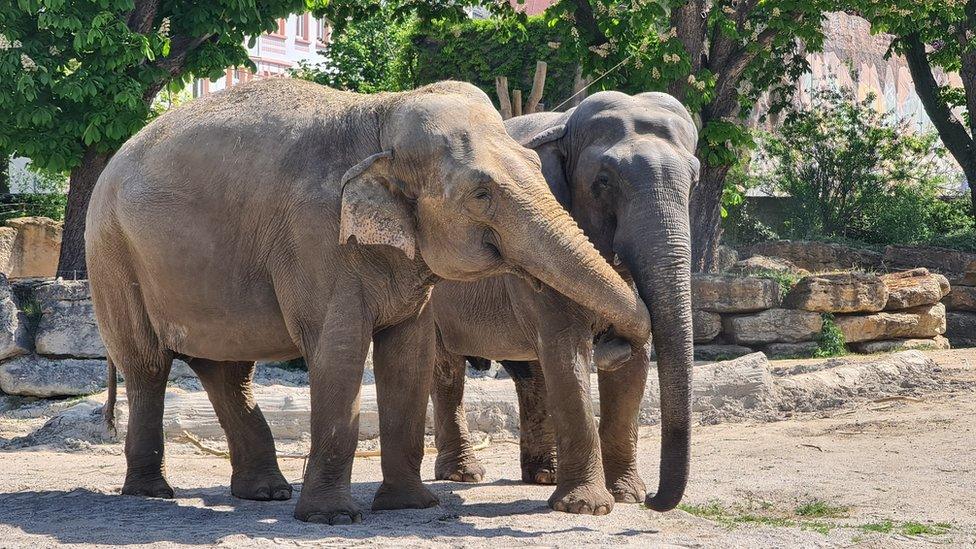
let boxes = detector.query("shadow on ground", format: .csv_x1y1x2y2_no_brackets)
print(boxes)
0,481,599,545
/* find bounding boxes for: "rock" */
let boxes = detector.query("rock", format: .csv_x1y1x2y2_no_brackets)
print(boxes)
943,285,976,312
0,274,30,360
835,303,947,343
881,268,950,310
692,274,779,313
748,240,883,272
693,344,755,361
0,354,106,397
784,272,888,313
949,270,976,287
0,217,62,279
693,310,722,343
849,336,950,354
722,309,823,345
31,279,104,358
946,311,976,348
730,255,809,277
715,245,739,272
883,245,976,275
688,352,775,411
764,341,821,359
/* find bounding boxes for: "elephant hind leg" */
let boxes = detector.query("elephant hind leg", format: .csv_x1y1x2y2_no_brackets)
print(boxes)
503,360,557,485
432,350,485,483
187,359,291,501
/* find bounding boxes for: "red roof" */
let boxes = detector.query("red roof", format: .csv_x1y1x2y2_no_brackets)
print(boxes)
510,0,555,15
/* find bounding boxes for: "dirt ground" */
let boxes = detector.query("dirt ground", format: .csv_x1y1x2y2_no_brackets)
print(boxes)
1,349,974,548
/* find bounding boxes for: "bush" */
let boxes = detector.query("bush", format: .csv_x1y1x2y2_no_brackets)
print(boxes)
0,165,67,222
743,87,972,249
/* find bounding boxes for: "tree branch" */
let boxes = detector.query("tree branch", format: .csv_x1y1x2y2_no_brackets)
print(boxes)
902,33,975,170
569,0,608,47
127,0,161,35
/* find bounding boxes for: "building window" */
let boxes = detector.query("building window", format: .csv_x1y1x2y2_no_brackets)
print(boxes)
295,14,310,42
272,18,286,36
316,17,330,45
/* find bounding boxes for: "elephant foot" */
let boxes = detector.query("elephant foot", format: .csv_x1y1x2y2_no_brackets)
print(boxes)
294,492,363,525
606,468,646,503
371,481,440,511
434,451,485,483
122,474,174,499
231,469,293,501
521,452,558,485
548,482,614,515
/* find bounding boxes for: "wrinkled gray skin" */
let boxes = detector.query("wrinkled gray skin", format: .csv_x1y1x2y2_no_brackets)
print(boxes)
86,79,651,525
430,91,697,514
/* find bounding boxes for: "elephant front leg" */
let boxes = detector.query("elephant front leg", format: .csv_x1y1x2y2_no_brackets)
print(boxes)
598,348,650,503
293,308,371,525
502,360,557,485
538,341,614,515
371,304,439,511
188,359,291,501
432,352,486,483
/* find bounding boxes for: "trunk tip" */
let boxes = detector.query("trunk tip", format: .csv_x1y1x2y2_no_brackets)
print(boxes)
644,491,684,512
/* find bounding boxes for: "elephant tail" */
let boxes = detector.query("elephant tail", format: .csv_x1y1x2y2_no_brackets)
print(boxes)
103,357,117,436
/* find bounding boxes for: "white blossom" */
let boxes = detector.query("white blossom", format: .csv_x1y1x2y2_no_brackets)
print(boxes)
20,53,37,72
772,7,781,17
12,40,21,48
49,46,60,56
651,67,661,79
0,34,10,50
159,17,171,37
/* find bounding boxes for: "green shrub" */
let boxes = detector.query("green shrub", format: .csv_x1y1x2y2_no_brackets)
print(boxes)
815,314,847,358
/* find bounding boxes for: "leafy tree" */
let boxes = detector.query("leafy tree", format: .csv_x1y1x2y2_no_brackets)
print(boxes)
848,0,976,220
326,0,831,272
0,0,326,278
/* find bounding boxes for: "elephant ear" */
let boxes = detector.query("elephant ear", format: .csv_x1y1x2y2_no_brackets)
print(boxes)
522,124,571,209
339,151,416,259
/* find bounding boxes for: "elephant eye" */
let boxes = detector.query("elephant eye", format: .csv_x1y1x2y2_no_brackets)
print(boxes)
592,174,611,194
474,188,490,200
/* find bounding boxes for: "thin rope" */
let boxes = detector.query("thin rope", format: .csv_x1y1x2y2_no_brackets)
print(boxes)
551,41,645,112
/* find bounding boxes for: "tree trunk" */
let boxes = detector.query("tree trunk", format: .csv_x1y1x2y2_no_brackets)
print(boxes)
57,148,109,279
689,163,730,273
0,154,8,195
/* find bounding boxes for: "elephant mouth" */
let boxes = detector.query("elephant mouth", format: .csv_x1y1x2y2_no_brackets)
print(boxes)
510,266,545,292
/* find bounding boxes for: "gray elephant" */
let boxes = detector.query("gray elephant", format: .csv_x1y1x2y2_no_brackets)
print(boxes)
430,91,697,514
87,79,651,524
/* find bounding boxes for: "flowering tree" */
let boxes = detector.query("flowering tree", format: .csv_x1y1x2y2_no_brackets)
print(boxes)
0,0,325,277
849,0,976,218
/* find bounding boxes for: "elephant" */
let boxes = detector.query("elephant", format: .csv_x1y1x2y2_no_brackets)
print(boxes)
429,91,698,515
86,78,651,525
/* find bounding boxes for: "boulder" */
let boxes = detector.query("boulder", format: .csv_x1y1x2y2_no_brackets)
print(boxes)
881,268,950,310
0,275,31,360
692,274,779,313
946,311,976,348
943,285,976,312
0,354,106,397
849,336,950,354
33,279,105,358
0,217,62,278
883,245,976,275
748,240,883,272
693,310,722,343
784,272,888,313
715,245,739,272
764,341,821,359
730,255,809,277
722,309,823,345
693,344,755,361
689,352,775,411
835,303,947,343
949,270,976,287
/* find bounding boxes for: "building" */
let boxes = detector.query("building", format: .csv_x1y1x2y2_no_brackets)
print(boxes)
191,13,330,97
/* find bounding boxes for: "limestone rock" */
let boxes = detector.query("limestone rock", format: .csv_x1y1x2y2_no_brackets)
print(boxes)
784,272,888,313
748,240,883,272
0,354,106,397
31,279,104,358
693,344,755,361
723,309,823,345
946,311,976,348
849,336,950,354
0,275,30,360
0,217,62,278
835,303,947,343
693,310,722,343
692,274,779,313
943,285,976,312
689,352,775,411
730,255,809,277
949,270,976,287
883,245,976,275
764,341,821,359
881,268,950,310
715,245,739,272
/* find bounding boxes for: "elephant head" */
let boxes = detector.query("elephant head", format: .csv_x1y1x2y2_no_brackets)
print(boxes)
518,91,698,512
339,82,650,350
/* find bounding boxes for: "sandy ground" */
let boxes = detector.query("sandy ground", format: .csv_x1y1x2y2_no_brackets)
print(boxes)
1,350,974,548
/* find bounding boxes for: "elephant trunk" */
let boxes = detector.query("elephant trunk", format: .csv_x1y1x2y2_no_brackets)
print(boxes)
501,186,651,349
619,189,694,512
